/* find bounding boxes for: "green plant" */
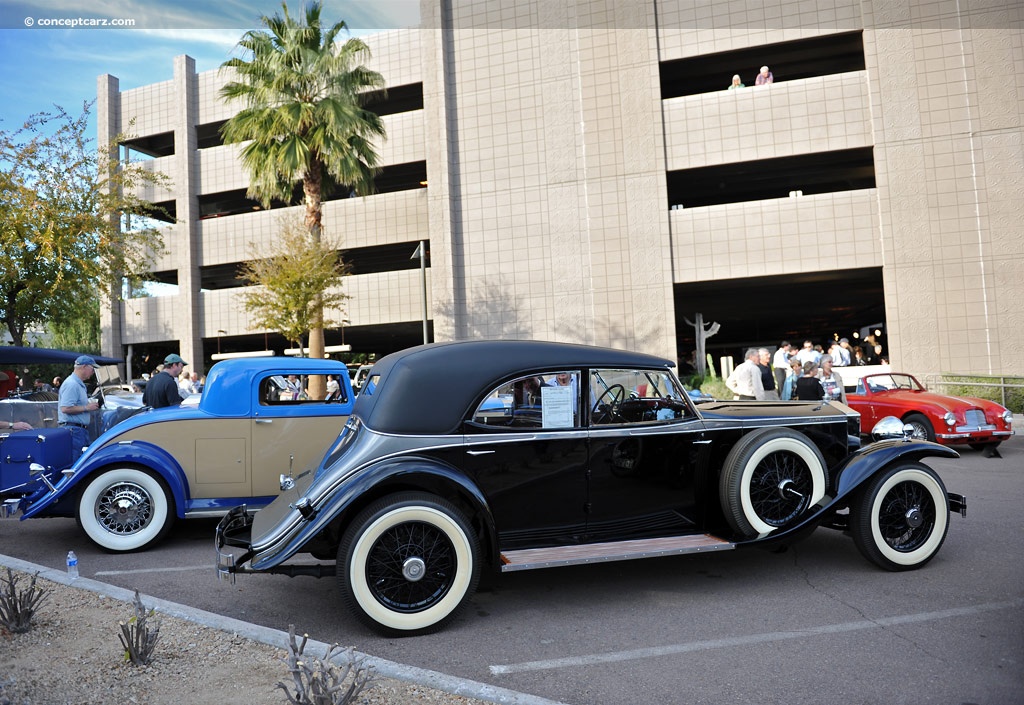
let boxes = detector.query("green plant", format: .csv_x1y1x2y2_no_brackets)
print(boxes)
700,376,731,400
0,568,50,634
118,590,161,666
277,624,375,705
933,375,1024,414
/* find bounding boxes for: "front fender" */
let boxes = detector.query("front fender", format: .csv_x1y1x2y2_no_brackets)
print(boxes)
832,438,959,498
250,456,494,571
20,440,190,520
745,438,959,547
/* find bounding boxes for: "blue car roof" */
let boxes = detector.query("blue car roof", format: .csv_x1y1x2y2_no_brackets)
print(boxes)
200,357,353,417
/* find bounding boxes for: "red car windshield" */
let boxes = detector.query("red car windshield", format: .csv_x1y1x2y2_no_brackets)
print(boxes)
861,374,925,393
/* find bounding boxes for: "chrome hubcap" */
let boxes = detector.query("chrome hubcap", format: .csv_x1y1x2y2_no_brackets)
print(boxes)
905,506,924,529
96,482,152,535
402,556,426,582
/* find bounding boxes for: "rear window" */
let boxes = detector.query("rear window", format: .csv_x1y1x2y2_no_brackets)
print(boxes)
258,373,348,405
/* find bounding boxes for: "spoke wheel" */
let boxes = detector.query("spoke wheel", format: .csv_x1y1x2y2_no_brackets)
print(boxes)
720,428,828,537
851,462,949,571
904,413,935,442
77,467,174,552
339,492,479,636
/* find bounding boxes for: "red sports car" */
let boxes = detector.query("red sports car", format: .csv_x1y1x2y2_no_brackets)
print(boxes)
846,372,1014,450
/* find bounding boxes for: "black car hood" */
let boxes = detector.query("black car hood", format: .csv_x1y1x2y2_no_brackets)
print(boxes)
698,399,855,421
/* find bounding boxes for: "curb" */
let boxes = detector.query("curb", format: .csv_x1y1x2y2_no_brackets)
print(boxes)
0,553,568,705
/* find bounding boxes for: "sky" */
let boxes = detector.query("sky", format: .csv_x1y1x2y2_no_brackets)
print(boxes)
0,0,420,133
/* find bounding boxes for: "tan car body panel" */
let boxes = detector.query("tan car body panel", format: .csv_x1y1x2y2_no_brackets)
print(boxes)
98,416,346,500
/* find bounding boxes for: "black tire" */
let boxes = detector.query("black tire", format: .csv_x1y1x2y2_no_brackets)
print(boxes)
904,413,935,442
719,428,829,537
850,462,949,571
76,467,175,552
969,442,1000,452
337,492,480,636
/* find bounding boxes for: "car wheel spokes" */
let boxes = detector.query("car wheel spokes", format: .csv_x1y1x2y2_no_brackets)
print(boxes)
877,481,934,551
367,521,455,612
749,451,810,526
95,481,153,535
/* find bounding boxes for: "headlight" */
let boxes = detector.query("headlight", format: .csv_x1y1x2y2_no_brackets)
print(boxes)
1003,409,1013,426
871,416,911,441
943,412,956,427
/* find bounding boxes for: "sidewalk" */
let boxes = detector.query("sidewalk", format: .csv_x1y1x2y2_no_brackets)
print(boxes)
0,553,567,705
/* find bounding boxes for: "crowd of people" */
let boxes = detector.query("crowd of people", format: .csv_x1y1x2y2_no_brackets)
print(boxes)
725,337,886,403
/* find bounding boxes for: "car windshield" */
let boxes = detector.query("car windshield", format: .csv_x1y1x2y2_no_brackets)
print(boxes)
861,374,925,393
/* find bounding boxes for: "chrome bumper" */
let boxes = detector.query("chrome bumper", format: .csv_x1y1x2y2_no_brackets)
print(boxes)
215,505,256,583
0,498,20,519
948,492,967,517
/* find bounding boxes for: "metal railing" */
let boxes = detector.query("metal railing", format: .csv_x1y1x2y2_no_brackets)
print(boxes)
921,374,1024,413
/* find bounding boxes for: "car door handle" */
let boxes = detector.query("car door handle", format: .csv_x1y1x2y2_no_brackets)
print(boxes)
255,419,273,424
466,449,494,456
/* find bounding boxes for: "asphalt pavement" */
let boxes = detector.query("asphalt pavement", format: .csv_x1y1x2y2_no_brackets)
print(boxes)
0,552,566,705
2,430,1022,704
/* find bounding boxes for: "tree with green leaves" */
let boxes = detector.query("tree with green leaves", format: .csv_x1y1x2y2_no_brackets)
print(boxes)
0,105,168,348
239,215,349,361
220,1,386,394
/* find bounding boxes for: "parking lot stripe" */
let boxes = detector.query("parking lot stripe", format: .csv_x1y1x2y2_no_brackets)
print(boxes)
489,598,1024,675
94,564,211,576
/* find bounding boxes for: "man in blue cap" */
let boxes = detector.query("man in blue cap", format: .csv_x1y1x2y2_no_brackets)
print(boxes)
58,355,101,451
143,353,187,408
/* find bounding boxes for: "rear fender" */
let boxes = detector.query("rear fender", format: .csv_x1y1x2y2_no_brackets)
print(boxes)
250,457,495,571
20,440,189,519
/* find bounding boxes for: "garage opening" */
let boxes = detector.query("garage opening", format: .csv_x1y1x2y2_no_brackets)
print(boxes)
674,267,885,366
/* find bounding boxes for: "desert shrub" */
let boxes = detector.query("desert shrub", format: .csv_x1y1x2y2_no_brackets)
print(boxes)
0,568,50,634
277,625,375,705
118,590,161,666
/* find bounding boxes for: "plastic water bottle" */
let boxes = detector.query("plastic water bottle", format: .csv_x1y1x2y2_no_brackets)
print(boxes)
66,551,79,580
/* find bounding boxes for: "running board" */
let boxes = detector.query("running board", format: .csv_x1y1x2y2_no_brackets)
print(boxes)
500,534,734,572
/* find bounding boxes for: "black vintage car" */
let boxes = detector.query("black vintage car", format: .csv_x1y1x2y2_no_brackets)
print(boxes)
217,340,966,636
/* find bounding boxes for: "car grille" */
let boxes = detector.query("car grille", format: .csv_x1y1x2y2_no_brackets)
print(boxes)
963,409,986,427
956,408,995,433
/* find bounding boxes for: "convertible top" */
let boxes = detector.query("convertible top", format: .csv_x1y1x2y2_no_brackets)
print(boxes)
356,339,675,435
0,346,122,366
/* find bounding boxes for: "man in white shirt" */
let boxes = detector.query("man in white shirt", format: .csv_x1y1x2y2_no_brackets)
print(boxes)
771,341,793,392
795,340,821,366
726,349,766,400
834,338,852,366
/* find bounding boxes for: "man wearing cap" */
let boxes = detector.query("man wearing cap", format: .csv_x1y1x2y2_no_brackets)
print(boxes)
143,353,188,408
58,355,101,450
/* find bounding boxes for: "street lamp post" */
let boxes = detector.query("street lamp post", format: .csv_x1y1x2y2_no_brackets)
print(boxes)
411,242,428,344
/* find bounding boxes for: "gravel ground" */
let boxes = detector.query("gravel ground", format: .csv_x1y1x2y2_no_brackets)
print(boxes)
0,570,494,705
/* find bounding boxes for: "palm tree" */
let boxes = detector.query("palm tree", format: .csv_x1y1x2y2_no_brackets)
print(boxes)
220,1,386,394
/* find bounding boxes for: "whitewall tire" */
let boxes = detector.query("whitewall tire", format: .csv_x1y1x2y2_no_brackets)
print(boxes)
76,467,174,552
338,492,480,636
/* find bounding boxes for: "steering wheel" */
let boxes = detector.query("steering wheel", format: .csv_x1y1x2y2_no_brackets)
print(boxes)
592,384,626,423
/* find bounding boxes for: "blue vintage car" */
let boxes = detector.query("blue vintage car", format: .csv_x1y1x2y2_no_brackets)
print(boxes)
217,340,967,636
5,357,354,552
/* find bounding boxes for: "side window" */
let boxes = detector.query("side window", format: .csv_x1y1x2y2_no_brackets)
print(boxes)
259,373,348,405
590,369,694,426
471,372,580,429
